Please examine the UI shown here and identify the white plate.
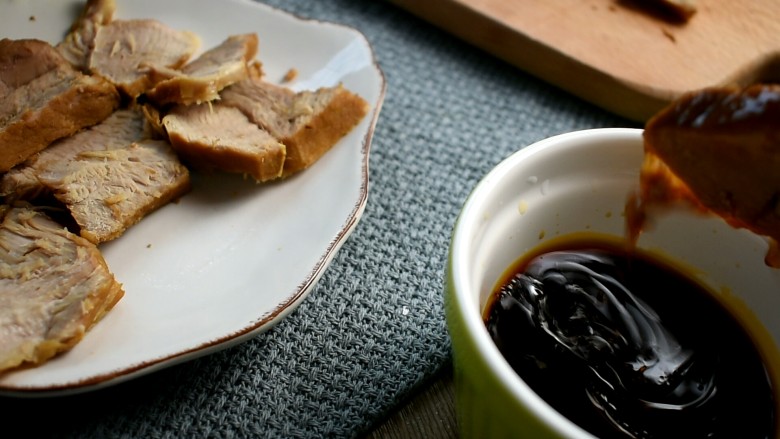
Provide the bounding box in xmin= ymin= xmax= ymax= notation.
xmin=0 ymin=0 xmax=385 ymax=396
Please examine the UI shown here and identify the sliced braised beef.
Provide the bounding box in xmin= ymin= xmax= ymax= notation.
xmin=142 ymin=33 xmax=259 ymax=106
xmin=0 ymin=205 xmax=124 ymax=374
xmin=629 ymin=84 xmax=780 ymax=266
xmin=162 ymin=103 xmax=285 ymax=182
xmin=0 ymin=39 xmax=66 ymax=92
xmin=634 ymin=84 xmax=780 ymax=235
xmin=0 ymin=38 xmax=120 ymax=172
xmin=56 ymin=0 xmax=117 ymax=71
xmin=36 ymin=139 xmax=191 ymax=244
xmin=221 ymin=77 xmax=369 ymax=176
xmin=1 ymin=108 xmax=152 ymax=202
xmin=0 ymin=1 xmax=374 ymax=377
xmin=89 ymin=19 xmax=200 ymax=98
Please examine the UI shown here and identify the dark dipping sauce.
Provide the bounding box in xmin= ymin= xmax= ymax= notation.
xmin=485 ymin=239 xmax=776 ymax=439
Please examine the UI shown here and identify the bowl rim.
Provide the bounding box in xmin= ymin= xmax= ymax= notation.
xmin=447 ymin=127 xmax=644 ymax=439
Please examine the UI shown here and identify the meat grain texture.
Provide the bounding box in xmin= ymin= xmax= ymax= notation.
xmin=0 ymin=206 xmax=124 ymax=373
xmin=143 ymin=33 xmax=260 ymax=106
xmin=1 ymin=109 xmax=152 ymax=201
xmin=89 ymin=19 xmax=201 ymax=98
xmin=0 ymin=38 xmax=120 ymax=172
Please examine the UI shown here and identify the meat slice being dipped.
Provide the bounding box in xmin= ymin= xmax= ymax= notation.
xmin=142 ymin=33 xmax=260 ymax=106
xmin=0 ymin=205 xmax=124 ymax=375
xmin=0 ymin=38 xmax=120 ymax=172
xmin=36 ymin=140 xmax=191 ymax=244
xmin=88 ymin=19 xmax=200 ymax=98
xmin=628 ymin=84 xmax=780 ymax=265
xmin=162 ymin=103 xmax=286 ymax=182
xmin=1 ymin=108 xmax=152 ymax=202
xmin=221 ymin=77 xmax=369 ymax=176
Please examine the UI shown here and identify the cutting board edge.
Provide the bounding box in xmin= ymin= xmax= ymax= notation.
xmin=387 ymin=0 xmax=706 ymax=122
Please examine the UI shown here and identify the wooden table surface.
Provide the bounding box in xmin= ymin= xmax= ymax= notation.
xmin=387 ymin=0 xmax=780 ymax=122
xmin=364 ymin=361 xmax=458 ymax=439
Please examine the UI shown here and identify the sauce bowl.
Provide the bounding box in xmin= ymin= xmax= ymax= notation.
xmin=445 ymin=128 xmax=780 ymax=438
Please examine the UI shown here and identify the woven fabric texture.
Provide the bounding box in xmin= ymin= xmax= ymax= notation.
xmin=0 ymin=0 xmax=635 ymax=437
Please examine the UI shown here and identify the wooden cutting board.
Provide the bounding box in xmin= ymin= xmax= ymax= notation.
xmin=387 ymin=0 xmax=780 ymax=122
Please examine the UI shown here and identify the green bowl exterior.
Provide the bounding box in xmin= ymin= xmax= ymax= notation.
xmin=445 ymin=249 xmax=567 ymax=439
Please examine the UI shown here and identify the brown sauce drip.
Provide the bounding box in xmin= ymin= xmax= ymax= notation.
xmin=485 ymin=241 xmax=776 ymax=439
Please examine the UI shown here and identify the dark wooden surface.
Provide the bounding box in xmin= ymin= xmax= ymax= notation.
xmin=364 ymin=362 xmax=458 ymax=439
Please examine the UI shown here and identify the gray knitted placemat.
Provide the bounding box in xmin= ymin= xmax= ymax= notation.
xmin=0 ymin=0 xmax=635 ymax=437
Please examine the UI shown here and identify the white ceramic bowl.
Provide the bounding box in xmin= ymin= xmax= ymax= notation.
xmin=445 ymin=128 xmax=780 ymax=438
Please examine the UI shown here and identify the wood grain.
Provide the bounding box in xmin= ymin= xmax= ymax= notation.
xmin=364 ymin=363 xmax=458 ymax=439
xmin=387 ymin=0 xmax=780 ymax=122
